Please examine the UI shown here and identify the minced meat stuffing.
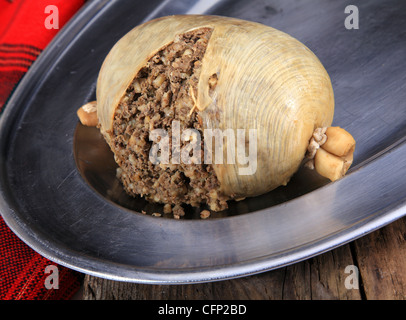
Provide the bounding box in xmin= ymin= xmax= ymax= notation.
xmin=110 ymin=27 xmax=230 ymax=215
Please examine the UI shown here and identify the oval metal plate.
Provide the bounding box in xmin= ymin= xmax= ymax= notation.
xmin=0 ymin=0 xmax=406 ymax=283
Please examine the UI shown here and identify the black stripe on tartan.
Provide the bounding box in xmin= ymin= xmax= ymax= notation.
xmin=0 ymin=43 xmax=42 ymax=55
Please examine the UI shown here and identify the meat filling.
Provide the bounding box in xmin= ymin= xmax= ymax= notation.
xmin=111 ymin=27 xmax=229 ymax=214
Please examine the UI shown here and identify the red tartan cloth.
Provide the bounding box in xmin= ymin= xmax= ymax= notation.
xmin=0 ymin=0 xmax=85 ymax=300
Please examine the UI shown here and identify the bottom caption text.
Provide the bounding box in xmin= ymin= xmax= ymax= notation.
xmin=158 ymin=304 xmax=247 ymax=317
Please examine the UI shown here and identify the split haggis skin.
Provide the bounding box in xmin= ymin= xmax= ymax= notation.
xmin=111 ymin=28 xmax=230 ymax=214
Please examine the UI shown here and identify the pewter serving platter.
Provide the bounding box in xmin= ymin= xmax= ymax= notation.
xmin=0 ymin=0 xmax=405 ymax=284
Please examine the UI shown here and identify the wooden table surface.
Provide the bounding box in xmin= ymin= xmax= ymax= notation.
xmin=80 ymin=215 xmax=406 ymax=300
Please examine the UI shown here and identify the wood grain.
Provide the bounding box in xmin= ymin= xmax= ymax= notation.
xmin=353 ymin=217 xmax=406 ymax=299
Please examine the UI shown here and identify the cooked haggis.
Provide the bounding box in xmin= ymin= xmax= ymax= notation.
xmin=111 ymin=27 xmax=229 ymax=212
xmin=77 ymin=15 xmax=356 ymax=218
